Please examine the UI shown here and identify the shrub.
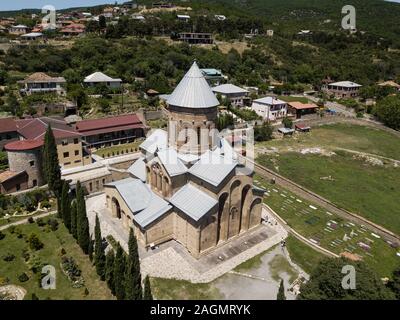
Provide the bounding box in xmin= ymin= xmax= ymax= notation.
xmin=18 ymin=272 xmax=29 ymax=283
xmin=282 ymin=117 xmax=293 ymax=129
xmin=21 ymin=248 xmax=30 ymax=262
xmin=8 ymin=225 xmax=16 ymax=233
xmin=27 ymin=217 xmax=35 ymax=224
xmin=60 ymin=247 xmax=66 ymax=256
xmin=41 ymin=200 xmax=51 ymax=209
xmin=47 ymin=218 xmax=59 ymax=231
xmin=36 ymin=218 xmax=46 ymax=227
xmin=28 ymin=233 xmax=44 ymax=251
xmin=0 ymin=231 xmax=5 ymax=240
xmin=31 ymin=293 xmax=39 ymax=300
xmin=3 ymin=253 xmax=15 ymax=262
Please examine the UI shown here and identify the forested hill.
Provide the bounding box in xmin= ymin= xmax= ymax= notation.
xmin=165 ymin=0 xmax=400 ymax=45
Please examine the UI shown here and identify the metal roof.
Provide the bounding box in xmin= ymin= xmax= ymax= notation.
xmin=189 ymin=149 xmax=237 ymax=187
xmin=84 ymin=72 xmax=122 ymax=83
xmin=128 ymin=157 xmax=146 ymax=182
xmin=157 ymin=148 xmax=188 ymax=177
xmin=106 ymin=178 xmax=172 ymax=228
xmin=253 ymin=96 xmax=286 ymax=105
xmin=167 ymin=62 xmax=220 ymax=109
xmin=169 ymin=184 xmax=218 ymax=221
xmin=328 ymin=81 xmax=362 ymax=88
xmin=140 ymin=129 xmax=168 ymax=154
xmin=212 ymin=84 xmax=249 ymax=95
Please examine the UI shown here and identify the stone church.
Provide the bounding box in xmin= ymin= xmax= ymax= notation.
xmin=104 ymin=62 xmax=264 ymax=258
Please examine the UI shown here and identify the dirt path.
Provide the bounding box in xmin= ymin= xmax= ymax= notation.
xmin=0 ymin=211 xmax=57 ymax=231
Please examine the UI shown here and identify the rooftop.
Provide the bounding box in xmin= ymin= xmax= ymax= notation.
xmin=169 ymin=183 xmax=218 ymax=221
xmin=253 ymin=96 xmax=286 ymax=105
xmin=21 ymin=72 xmax=66 ymax=84
xmin=157 ymin=148 xmax=188 ymax=177
xmin=0 ymin=170 xmax=25 ymax=183
xmin=140 ymin=129 xmax=168 ymax=154
xmin=288 ymin=101 xmax=319 ymax=110
xmin=84 ymin=72 xmax=122 ymax=83
xmin=5 ymin=139 xmax=43 ymax=151
xmin=167 ymin=62 xmax=220 ymax=109
xmin=128 ymin=157 xmax=146 ymax=182
xmin=329 ymin=81 xmax=362 ymax=88
xmin=212 ymin=84 xmax=249 ymax=95
xmin=0 ymin=117 xmax=17 ymax=134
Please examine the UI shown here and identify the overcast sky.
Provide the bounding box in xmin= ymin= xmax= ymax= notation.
xmin=0 ymin=1 xmax=116 ymax=11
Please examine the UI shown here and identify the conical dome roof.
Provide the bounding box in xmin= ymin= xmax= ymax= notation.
xmin=167 ymin=61 xmax=220 ymax=109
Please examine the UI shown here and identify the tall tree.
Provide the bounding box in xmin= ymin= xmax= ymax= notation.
xmin=70 ymin=200 xmax=78 ymax=239
xmin=105 ymin=250 xmax=116 ymax=295
xmin=143 ymin=275 xmax=153 ymax=300
xmin=277 ymin=279 xmax=286 ymax=300
xmin=42 ymin=125 xmax=61 ymax=196
xmin=94 ymin=215 xmax=106 ymax=280
xmin=388 ymin=266 xmax=400 ymax=299
xmin=125 ymin=228 xmax=142 ymax=300
xmin=60 ymin=180 xmax=71 ymax=230
xmin=88 ymin=239 xmax=94 ymax=262
xmin=114 ymin=244 xmax=126 ymax=300
xmin=76 ymin=181 xmax=90 ymax=254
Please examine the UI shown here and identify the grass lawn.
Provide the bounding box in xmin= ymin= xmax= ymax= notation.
xmin=94 ymin=141 xmax=141 ymax=158
xmin=257 ymin=150 xmax=400 ymax=234
xmin=257 ymin=123 xmax=400 ymax=160
xmin=150 ymin=277 xmax=221 ymax=300
xmin=254 ymin=176 xmax=399 ymax=277
xmin=234 ymin=243 xmax=278 ymax=272
xmin=277 ymin=95 xmax=309 ymax=104
xmin=0 ymin=212 xmax=55 ymax=228
xmin=0 ymin=218 xmax=113 ymax=300
xmin=285 ymin=235 xmax=325 ymax=275
xmin=268 ymin=255 xmax=298 ymax=283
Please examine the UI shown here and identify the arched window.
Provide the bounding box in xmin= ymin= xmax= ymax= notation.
xmin=197 ymin=127 xmax=201 ymax=145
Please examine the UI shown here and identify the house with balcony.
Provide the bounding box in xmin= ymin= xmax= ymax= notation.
xmin=212 ymin=84 xmax=250 ymax=107
xmin=178 ymin=32 xmax=213 ymax=45
xmin=322 ymin=81 xmax=362 ymax=98
xmin=84 ymin=72 xmax=122 ymax=89
xmin=251 ymin=96 xmax=287 ymax=121
xmin=18 ymin=73 xmax=66 ymax=96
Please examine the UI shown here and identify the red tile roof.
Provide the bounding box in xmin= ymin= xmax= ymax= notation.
xmin=75 ymin=114 xmax=145 ymax=135
xmin=5 ymin=139 xmax=43 ymax=151
xmin=16 ymin=117 xmax=81 ymax=140
xmin=0 ymin=170 xmax=25 ymax=183
xmin=288 ymin=102 xmax=319 ymax=110
xmin=0 ymin=117 xmax=17 ymax=134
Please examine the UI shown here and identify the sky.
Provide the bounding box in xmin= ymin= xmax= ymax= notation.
xmin=0 ymin=1 xmax=117 ymax=11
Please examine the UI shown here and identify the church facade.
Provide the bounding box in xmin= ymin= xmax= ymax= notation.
xmin=104 ymin=62 xmax=264 ymax=258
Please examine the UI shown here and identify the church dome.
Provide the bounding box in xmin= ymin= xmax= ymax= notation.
xmin=167 ymin=61 xmax=220 ymax=109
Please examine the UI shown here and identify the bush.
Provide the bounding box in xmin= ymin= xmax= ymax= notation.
xmin=282 ymin=117 xmax=293 ymax=129
xmin=18 ymin=272 xmax=29 ymax=283
xmin=36 ymin=218 xmax=46 ymax=227
xmin=21 ymin=248 xmax=30 ymax=262
xmin=0 ymin=231 xmax=5 ymax=240
xmin=47 ymin=218 xmax=59 ymax=231
xmin=41 ymin=200 xmax=51 ymax=209
xmin=28 ymin=233 xmax=44 ymax=251
xmin=27 ymin=217 xmax=35 ymax=224
xmin=3 ymin=253 xmax=16 ymax=262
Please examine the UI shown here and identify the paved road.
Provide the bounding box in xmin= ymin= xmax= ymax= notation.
xmin=0 ymin=211 xmax=57 ymax=231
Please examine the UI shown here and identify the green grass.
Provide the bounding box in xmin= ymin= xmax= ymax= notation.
xmin=285 ymin=235 xmax=325 ymax=275
xmin=150 ymin=277 xmax=221 ymax=300
xmin=254 ymin=176 xmax=399 ymax=277
xmin=234 ymin=244 xmax=278 ymax=272
xmin=257 ymin=123 xmax=400 ymax=160
xmin=0 ymin=218 xmax=113 ymax=300
xmin=257 ymin=150 xmax=400 ymax=234
xmin=268 ymin=254 xmax=299 ymax=283
xmin=277 ymin=95 xmax=309 ymax=104
xmin=94 ymin=141 xmax=141 ymax=158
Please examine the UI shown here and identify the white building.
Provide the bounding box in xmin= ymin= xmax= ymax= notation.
xmin=322 ymin=81 xmax=362 ymax=98
xmin=212 ymin=84 xmax=249 ymax=107
xmin=251 ymin=96 xmax=287 ymax=121
xmin=84 ymin=72 xmax=122 ymax=89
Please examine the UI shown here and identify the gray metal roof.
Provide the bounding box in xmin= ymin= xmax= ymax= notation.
xmin=128 ymin=156 xmax=146 ymax=182
xmin=157 ymin=148 xmax=188 ymax=177
xmin=140 ymin=129 xmax=168 ymax=154
xmin=189 ymin=149 xmax=237 ymax=187
xmin=84 ymin=72 xmax=122 ymax=83
xmin=106 ymin=178 xmax=171 ymax=228
xmin=253 ymin=96 xmax=286 ymax=105
xmin=212 ymin=84 xmax=249 ymax=95
xmin=169 ymin=184 xmax=218 ymax=221
xmin=167 ymin=62 xmax=220 ymax=109
xmin=329 ymin=81 xmax=362 ymax=88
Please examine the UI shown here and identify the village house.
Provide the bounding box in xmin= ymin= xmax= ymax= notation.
xmin=60 ymin=23 xmax=86 ymax=36
xmin=8 ymin=24 xmax=29 ymax=35
xmin=74 ymin=114 xmax=147 ymax=150
xmin=212 ymin=84 xmax=250 ymax=107
xmin=20 ymin=32 xmax=44 ymax=42
xmin=251 ymin=96 xmax=288 ymax=121
xmin=322 ymin=81 xmax=362 ymax=98
xmin=178 ymin=32 xmax=213 ymax=45
xmin=18 ymin=73 xmax=66 ymax=96
xmin=103 ymin=62 xmax=264 ymax=258
xmin=0 ymin=118 xmax=19 ymax=150
xmin=84 ymin=72 xmax=122 ymax=89
xmin=201 ymin=68 xmax=226 ymax=85
xmin=287 ymin=101 xmax=319 ymax=119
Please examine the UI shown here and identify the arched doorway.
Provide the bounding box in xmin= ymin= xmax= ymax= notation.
xmin=217 ymin=193 xmax=229 ymax=244
xmin=112 ymin=197 xmax=121 ymax=219
xmin=248 ymin=198 xmax=262 ymax=229
xmin=240 ymin=185 xmax=252 ymax=232
xmin=228 ymin=180 xmax=241 ymax=238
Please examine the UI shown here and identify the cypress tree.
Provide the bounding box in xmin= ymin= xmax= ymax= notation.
xmin=105 ymin=250 xmax=116 ymax=295
xmin=76 ymin=181 xmax=90 ymax=254
xmin=114 ymin=244 xmax=126 ymax=300
xmin=42 ymin=125 xmax=62 ymax=196
xmin=88 ymin=239 xmax=94 ymax=262
xmin=143 ymin=275 xmax=153 ymax=300
xmin=94 ymin=215 xmax=106 ymax=280
xmin=277 ymin=279 xmax=286 ymax=300
xmin=70 ymin=200 xmax=78 ymax=239
xmin=125 ymin=228 xmax=142 ymax=300
xmin=60 ymin=180 xmax=71 ymax=230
